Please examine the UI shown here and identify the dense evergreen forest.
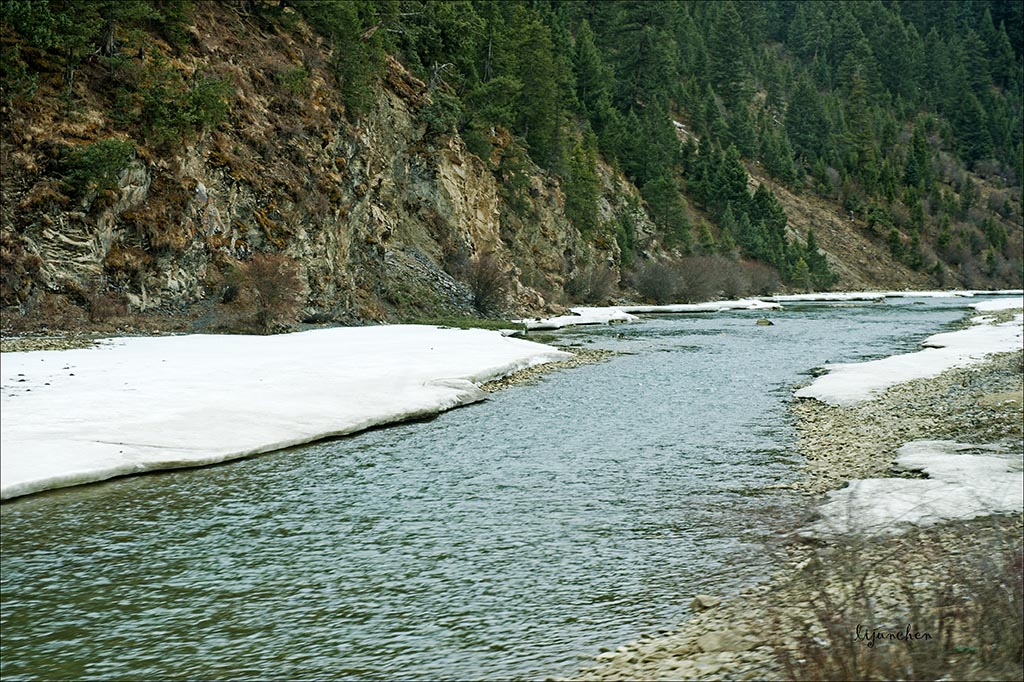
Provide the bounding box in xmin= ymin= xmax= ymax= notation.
xmin=2 ymin=0 xmax=1022 ymax=300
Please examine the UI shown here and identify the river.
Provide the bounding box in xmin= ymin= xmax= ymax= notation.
xmin=0 ymin=298 xmax=980 ymax=680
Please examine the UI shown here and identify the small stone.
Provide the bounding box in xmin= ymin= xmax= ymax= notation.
xmin=696 ymin=630 xmax=747 ymax=653
xmin=691 ymin=594 xmax=723 ymax=610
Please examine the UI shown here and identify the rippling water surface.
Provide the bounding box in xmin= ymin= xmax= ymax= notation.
xmin=0 ymin=299 xmax=981 ymax=679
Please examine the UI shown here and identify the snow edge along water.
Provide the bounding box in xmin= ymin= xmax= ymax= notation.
xmin=0 ymin=326 xmax=571 ymax=500
xmin=794 ymin=296 xmax=1024 ymax=537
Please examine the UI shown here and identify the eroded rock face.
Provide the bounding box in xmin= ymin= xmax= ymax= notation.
xmin=2 ymin=43 xmax=646 ymax=326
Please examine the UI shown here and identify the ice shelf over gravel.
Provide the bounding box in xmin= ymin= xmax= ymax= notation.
xmin=971 ymin=295 xmax=1024 ymax=312
xmin=763 ymin=289 xmax=1023 ymax=302
xmin=806 ymin=440 xmax=1024 ymax=536
xmin=521 ymin=298 xmax=779 ymax=330
xmin=795 ymin=313 xmax=1024 ymax=406
xmin=0 ymin=326 xmax=570 ymax=500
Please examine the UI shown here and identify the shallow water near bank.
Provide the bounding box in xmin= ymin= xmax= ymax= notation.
xmin=0 ymin=298 xmax=992 ymax=680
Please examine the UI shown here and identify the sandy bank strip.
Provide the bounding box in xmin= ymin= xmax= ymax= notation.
xmin=0 ymin=326 xmax=570 ymax=500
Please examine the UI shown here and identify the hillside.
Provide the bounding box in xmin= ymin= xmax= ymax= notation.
xmin=1 ymin=1 xmax=1021 ymax=333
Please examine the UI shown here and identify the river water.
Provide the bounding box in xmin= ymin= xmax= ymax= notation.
xmin=0 ymin=299 xmax=982 ymax=680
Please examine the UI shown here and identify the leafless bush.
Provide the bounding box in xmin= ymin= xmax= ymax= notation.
xmin=824 ymin=166 xmax=842 ymax=198
xmin=936 ymin=152 xmax=962 ymax=184
xmin=2 ymin=292 xmax=87 ymax=332
xmin=987 ymin=190 xmax=1011 ymax=217
xmin=972 ymin=158 xmax=1005 ymax=185
xmin=0 ymin=236 xmax=43 ymax=308
xmin=220 ymin=253 xmax=306 ymax=333
xmin=776 ymin=530 xmax=1023 ymax=682
xmin=743 ymin=261 xmax=782 ymax=295
xmin=675 ymin=256 xmax=721 ymax=302
xmin=467 ymin=251 xmax=511 ymax=315
xmin=635 ymin=257 xmax=779 ymax=303
xmin=634 ymin=260 xmax=680 ymax=304
xmin=85 ymin=282 xmax=128 ymax=322
xmin=720 ymin=260 xmax=752 ymax=298
xmin=566 ymin=263 xmax=618 ymax=304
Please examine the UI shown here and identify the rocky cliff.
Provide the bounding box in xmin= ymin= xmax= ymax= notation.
xmin=1 ymin=3 xmax=664 ymax=332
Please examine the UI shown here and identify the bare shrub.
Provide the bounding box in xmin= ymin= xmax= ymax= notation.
xmin=987 ymin=190 xmax=1011 ymax=216
xmin=104 ymin=245 xmax=152 ymax=288
xmin=675 ymin=256 xmax=720 ymax=302
xmin=743 ymin=261 xmax=782 ymax=295
xmin=972 ymin=158 xmax=1004 ymax=184
xmin=566 ymin=263 xmax=618 ymax=304
xmin=775 ymin=530 xmax=1023 ymax=682
xmin=635 ymin=256 xmax=766 ymax=304
xmin=0 ymin=233 xmax=43 ymax=307
xmin=720 ymin=259 xmax=752 ymax=298
xmin=634 ymin=260 xmax=680 ymax=304
xmin=221 ymin=253 xmax=306 ymax=333
xmin=26 ymin=292 xmax=88 ymax=331
xmin=467 ymin=251 xmax=511 ymax=315
xmin=85 ymin=282 xmax=128 ymax=322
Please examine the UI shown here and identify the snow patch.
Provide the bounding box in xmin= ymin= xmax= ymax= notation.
xmin=522 ymin=299 xmax=779 ymax=330
xmin=971 ymin=296 xmax=1024 ymax=312
xmin=794 ymin=313 xmax=1023 ymax=406
xmin=805 ymin=440 xmax=1023 ymax=536
xmin=0 ymin=326 xmax=570 ymax=500
xmin=763 ymin=289 xmax=1023 ymax=302
xmin=522 ymin=309 xmax=640 ymax=331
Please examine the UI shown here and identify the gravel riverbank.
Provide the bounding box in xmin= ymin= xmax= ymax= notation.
xmin=571 ymin=316 xmax=1023 ymax=681
xmin=482 ymin=345 xmax=616 ymax=391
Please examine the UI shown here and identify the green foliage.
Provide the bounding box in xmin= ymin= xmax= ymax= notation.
xmin=0 ymin=44 xmax=37 ymax=104
xmin=275 ymin=66 xmax=310 ymax=96
xmin=641 ymin=173 xmax=691 ymax=250
xmin=134 ymin=55 xmax=231 ymax=147
xmin=495 ymin=141 xmax=534 ymax=217
xmin=706 ymin=1 xmax=749 ymax=110
xmin=564 ymin=131 xmax=600 ymax=236
xmin=187 ymin=73 xmax=231 ymax=130
xmin=615 ymin=199 xmax=639 ymax=267
xmin=61 ymin=139 xmax=135 ymax=196
xmin=293 ymin=0 xmax=385 ymax=118
xmin=423 ymin=88 xmax=462 ymax=135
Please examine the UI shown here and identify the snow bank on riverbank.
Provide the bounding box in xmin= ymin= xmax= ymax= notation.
xmin=523 ymin=291 xmax=1023 ymax=330
xmin=807 ymin=440 xmax=1023 ymax=536
xmin=764 ymin=289 xmax=1023 ymax=302
xmin=972 ymin=295 xmax=1024 ymax=312
xmin=522 ymin=298 xmax=779 ymax=330
xmin=795 ymin=312 xmax=1023 ymax=406
xmin=0 ymin=326 xmax=570 ymax=500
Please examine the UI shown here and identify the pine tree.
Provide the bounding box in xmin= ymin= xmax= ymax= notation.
xmin=642 ymin=172 xmax=692 ymax=249
xmin=564 ymin=130 xmax=600 ymax=236
xmin=785 ymin=75 xmax=828 ymax=162
xmin=706 ymin=1 xmax=748 ymax=109
xmin=710 ymin=144 xmax=749 ymax=217
xmin=574 ymin=19 xmax=611 ymax=117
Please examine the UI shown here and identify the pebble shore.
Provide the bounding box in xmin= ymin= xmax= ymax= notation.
xmin=571 ymin=313 xmax=1023 ymax=681
xmin=482 ymin=346 xmax=617 ymax=392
